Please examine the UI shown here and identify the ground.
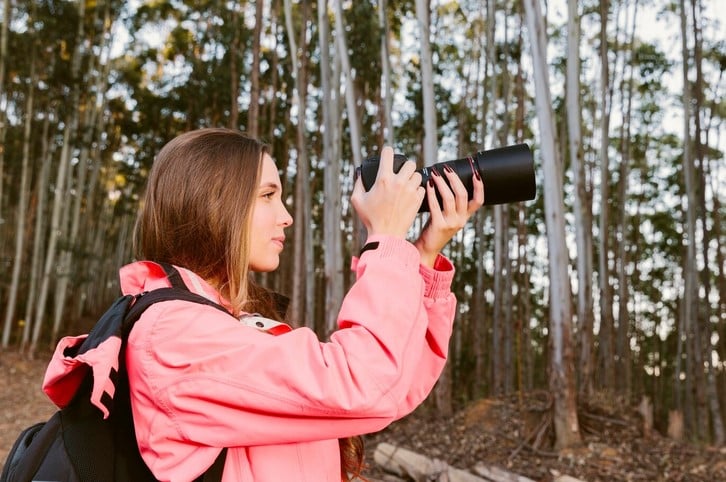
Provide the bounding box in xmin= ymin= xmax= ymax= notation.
xmin=1 ymin=351 xmax=725 ymax=481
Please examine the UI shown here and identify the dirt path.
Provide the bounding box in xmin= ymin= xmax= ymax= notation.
xmin=0 ymin=351 xmax=56 ymax=468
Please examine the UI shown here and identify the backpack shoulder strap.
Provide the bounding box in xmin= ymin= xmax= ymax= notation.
xmin=122 ymin=263 xmax=232 ymax=333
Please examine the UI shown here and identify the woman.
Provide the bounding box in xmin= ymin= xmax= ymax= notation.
xmin=44 ymin=128 xmax=484 ymax=481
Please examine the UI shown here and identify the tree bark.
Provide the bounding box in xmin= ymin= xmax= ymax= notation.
xmin=248 ymin=0 xmax=264 ymax=136
xmin=1 ymin=46 xmax=35 ymax=348
xmin=415 ymin=0 xmax=436 ymax=166
xmin=319 ymin=0 xmax=344 ymax=336
xmin=596 ymin=0 xmax=615 ymax=391
xmin=0 ymin=0 xmax=10 ymax=259
xmin=522 ymin=0 xmax=582 ymax=449
xmin=614 ymin=0 xmax=639 ymax=397
xmin=566 ymin=0 xmax=595 ymax=397
xmin=21 ymin=107 xmax=53 ymax=350
xmin=30 ymin=0 xmax=87 ymax=356
xmin=378 ymin=0 xmax=394 ymax=146
xmin=689 ymin=0 xmax=724 ymax=445
xmin=285 ymin=0 xmax=313 ymax=328
xmin=333 ymin=1 xmax=365 ymax=260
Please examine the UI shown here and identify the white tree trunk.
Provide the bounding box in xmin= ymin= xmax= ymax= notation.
xmin=379 ymin=0 xmax=394 ymax=146
xmin=333 ymin=1 xmax=362 ymax=167
xmin=0 ymin=0 xmax=9 ymax=263
xmin=1 ymin=48 xmax=35 ymax=348
xmin=522 ymin=0 xmax=581 ymax=449
xmin=319 ymin=1 xmax=344 ymax=336
xmin=51 ymin=21 xmax=112 ymax=342
xmin=415 ymin=0 xmax=436 ymax=165
xmin=29 ymin=0 xmax=86 ymax=355
xmin=678 ymin=0 xmax=710 ymax=442
xmin=21 ymin=110 xmax=53 ymax=350
xmin=566 ymin=0 xmax=595 ymax=396
xmin=285 ymin=0 xmax=313 ymax=328
xmin=597 ymin=0 xmax=615 ymax=389
xmin=248 ymin=0 xmax=264 ymax=136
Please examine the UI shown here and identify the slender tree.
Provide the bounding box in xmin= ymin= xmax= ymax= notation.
xmin=319 ymin=0 xmax=345 ymax=335
xmin=415 ymin=0 xmax=436 ymax=165
xmin=21 ymin=106 xmax=53 ymax=350
xmin=248 ymin=0 xmax=264 ymax=136
xmin=229 ymin=5 xmax=241 ymax=128
xmin=522 ymin=0 xmax=582 ymax=449
xmin=378 ymin=0 xmax=394 ymax=146
xmin=689 ymin=0 xmax=724 ymax=445
xmin=596 ymin=0 xmax=615 ymax=391
xmin=1 ymin=41 xmax=35 ymax=348
xmin=285 ymin=0 xmax=314 ymax=328
xmin=30 ymin=0 xmax=87 ymax=355
xmin=566 ymin=0 xmax=595 ymax=397
xmin=0 ymin=0 xmax=10 ymax=253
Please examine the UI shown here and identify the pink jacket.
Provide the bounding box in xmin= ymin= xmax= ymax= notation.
xmin=43 ymin=235 xmax=456 ymax=481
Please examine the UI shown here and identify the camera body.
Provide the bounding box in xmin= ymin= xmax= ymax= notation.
xmin=358 ymin=144 xmax=536 ymax=212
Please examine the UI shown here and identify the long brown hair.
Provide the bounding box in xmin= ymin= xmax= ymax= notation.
xmin=134 ymin=128 xmax=265 ymax=315
xmin=134 ymin=127 xmax=365 ymax=479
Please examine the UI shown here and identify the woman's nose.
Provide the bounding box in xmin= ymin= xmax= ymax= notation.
xmin=280 ymin=203 xmax=293 ymax=227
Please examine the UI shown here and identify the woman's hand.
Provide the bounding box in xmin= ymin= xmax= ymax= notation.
xmin=351 ymin=146 xmax=425 ymax=239
xmin=414 ymin=165 xmax=485 ymax=268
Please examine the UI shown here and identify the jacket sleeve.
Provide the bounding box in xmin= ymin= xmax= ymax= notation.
xmin=390 ymin=256 xmax=457 ymax=421
xmin=127 ymin=235 xmax=457 ymax=449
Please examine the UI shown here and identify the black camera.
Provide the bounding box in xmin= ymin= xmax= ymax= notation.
xmin=357 ymin=144 xmax=536 ymax=212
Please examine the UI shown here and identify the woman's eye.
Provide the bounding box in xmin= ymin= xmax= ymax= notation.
xmin=262 ymin=192 xmax=275 ymax=199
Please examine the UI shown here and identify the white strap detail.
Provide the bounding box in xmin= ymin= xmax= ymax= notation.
xmin=239 ymin=314 xmax=286 ymax=332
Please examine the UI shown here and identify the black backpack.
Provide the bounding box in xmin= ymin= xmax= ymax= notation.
xmin=1 ymin=263 xmax=230 ymax=482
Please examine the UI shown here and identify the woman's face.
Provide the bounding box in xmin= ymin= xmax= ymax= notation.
xmin=249 ymin=153 xmax=293 ymax=272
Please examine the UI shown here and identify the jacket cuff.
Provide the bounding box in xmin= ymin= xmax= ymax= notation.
xmin=354 ymin=234 xmax=420 ymax=269
xmin=419 ymin=254 xmax=455 ymax=299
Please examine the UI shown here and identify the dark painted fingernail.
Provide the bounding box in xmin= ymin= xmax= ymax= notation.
xmin=428 ymin=178 xmax=434 ymax=187
xmin=444 ymin=164 xmax=454 ymax=173
xmin=431 ymin=168 xmax=440 ymax=177
xmin=474 ymin=170 xmax=481 ymax=180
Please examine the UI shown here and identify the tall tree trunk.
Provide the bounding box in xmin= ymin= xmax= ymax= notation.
xmin=415 ymin=0 xmax=436 ymax=166
xmin=333 ymin=1 xmax=362 ymax=168
xmin=285 ymin=0 xmax=313 ymax=328
xmin=333 ymin=1 xmax=364 ymax=260
xmin=566 ymin=0 xmax=595 ymax=397
xmin=229 ymin=5 xmax=240 ymax=128
xmin=29 ymin=0 xmax=87 ymax=356
xmin=513 ymin=26 xmax=532 ymax=392
xmin=522 ymin=0 xmax=582 ymax=449
xmin=1 ymin=47 xmax=35 ymax=348
xmin=689 ymin=0 xmax=724 ymax=445
xmin=596 ymin=0 xmax=615 ymax=391
xmin=678 ymin=0 xmax=710 ymax=442
xmin=493 ymin=204 xmax=505 ymax=395
xmin=21 ymin=107 xmax=53 ymax=350
xmin=248 ymin=0 xmax=264 ymax=136
xmin=378 ymin=0 xmax=393 ymax=146
xmin=0 ymin=0 xmax=9 ymax=260
xmin=76 ymin=5 xmax=113 ymax=319
xmin=614 ymin=0 xmax=638 ymax=398
xmin=319 ymin=0 xmax=344 ymax=336
xmin=500 ymin=21 xmax=514 ymax=395
xmin=485 ymin=0 xmax=502 ymax=397
xmin=51 ymin=11 xmax=113 ymax=342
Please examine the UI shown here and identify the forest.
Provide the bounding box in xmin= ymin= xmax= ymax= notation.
xmin=0 ymin=0 xmax=724 ymax=461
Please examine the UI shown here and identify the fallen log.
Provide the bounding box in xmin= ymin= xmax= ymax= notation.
xmin=373 ymin=442 xmax=485 ymax=482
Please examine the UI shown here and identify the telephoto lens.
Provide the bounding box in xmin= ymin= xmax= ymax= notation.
xmin=357 ymin=144 xmax=537 ymax=213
